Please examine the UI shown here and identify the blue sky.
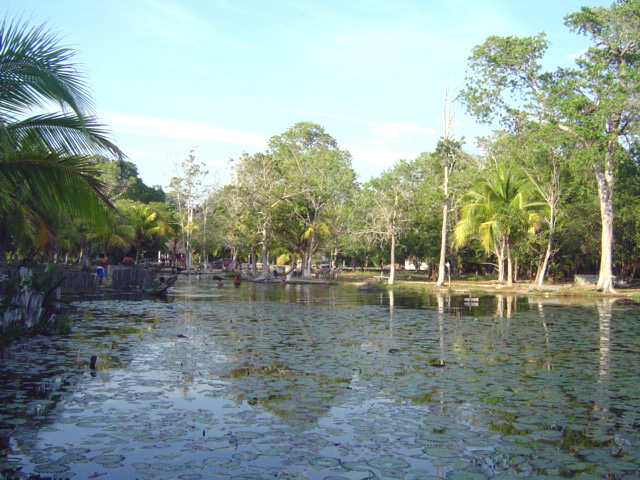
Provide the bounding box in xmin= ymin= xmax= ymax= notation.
xmin=8 ymin=0 xmax=610 ymax=188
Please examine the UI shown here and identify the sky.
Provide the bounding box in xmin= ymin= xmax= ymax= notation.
xmin=8 ymin=0 xmax=611 ymax=188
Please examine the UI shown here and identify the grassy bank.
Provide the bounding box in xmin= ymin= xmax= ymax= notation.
xmin=337 ymin=270 xmax=640 ymax=301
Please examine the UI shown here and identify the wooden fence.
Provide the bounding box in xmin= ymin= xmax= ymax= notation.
xmin=1 ymin=265 xmax=153 ymax=331
xmin=54 ymin=270 xmax=97 ymax=291
xmin=111 ymin=265 xmax=151 ymax=290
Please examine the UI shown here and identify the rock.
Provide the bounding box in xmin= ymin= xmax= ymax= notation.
xmin=574 ymin=274 xmax=598 ymax=286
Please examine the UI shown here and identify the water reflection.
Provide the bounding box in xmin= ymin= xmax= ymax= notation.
xmin=388 ymin=288 xmax=394 ymax=335
xmin=0 ymin=279 xmax=638 ymax=479
xmin=595 ymin=298 xmax=613 ymax=420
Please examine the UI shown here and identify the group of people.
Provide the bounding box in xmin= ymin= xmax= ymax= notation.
xmin=315 ymin=265 xmax=340 ymax=279
xmin=217 ymin=275 xmax=242 ymax=288
xmin=94 ymin=254 xmax=139 ymax=286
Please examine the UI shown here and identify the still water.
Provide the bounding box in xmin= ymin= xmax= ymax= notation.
xmin=1 ymin=278 xmax=639 ymax=479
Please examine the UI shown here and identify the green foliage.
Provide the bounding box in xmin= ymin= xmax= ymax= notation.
xmin=455 ymin=168 xmax=545 ymax=252
xmin=227 ymin=122 xmax=357 ymax=276
xmin=0 ymin=17 xmax=124 ymax=260
xmin=116 ymin=200 xmax=173 ymax=259
xmin=613 ymin=152 xmax=640 ymax=278
xmin=460 ymin=0 xmax=640 ymax=290
xmin=461 ymin=33 xmax=550 ymax=126
xmin=94 ymin=156 xmax=165 ymax=203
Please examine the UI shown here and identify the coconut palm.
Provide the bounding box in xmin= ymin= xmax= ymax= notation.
xmin=454 ymin=168 xmax=546 ymax=286
xmin=118 ymin=201 xmax=173 ymax=262
xmin=0 ymin=18 xmax=124 ymax=260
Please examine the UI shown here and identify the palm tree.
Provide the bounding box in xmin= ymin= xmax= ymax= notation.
xmin=118 ymin=201 xmax=173 ymax=262
xmin=0 ymin=18 xmax=124 ymax=261
xmin=454 ymin=168 xmax=546 ymax=286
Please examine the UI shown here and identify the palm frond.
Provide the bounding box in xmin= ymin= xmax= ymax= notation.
xmin=6 ymin=113 xmax=125 ymax=159
xmin=0 ymin=152 xmax=116 ymax=230
xmin=0 ymin=18 xmax=92 ymax=116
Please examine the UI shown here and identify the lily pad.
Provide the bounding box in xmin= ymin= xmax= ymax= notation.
xmin=91 ymin=454 xmax=125 ymax=465
xmin=34 ymin=463 xmax=70 ymax=474
xmin=424 ymin=447 xmax=462 ymax=458
xmin=367 ymin=456 xmax=410 ymax=469
xmin=530 ymin=429 xmax=563 ymax=441
xmin=496 ymin=445 xmax=534 ymax=456
xmin=309 ymin=457 xmax=341 ymax=468
xmin=232 ymin=452 xmax=259 ymax=461
xmin=432 ymin=458 xmax=470 ymax=469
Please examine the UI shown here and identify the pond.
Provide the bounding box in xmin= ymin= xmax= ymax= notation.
xmin=0 ymin=278 xmax=639 ymax=479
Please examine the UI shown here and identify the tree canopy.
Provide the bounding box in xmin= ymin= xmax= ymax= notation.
xmin=4 ymin=4 xmax=640 ymax=291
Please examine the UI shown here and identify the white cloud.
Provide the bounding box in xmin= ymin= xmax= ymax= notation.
xmin=568 ymin=48 xmax=587 ymax=60
xmin=372 ymin=122 xmax=437 ymax=142
xmin=103 ymin=112 xmax=269 ymax=148
xmin=345 ymin=145 xmax=419 ymax=182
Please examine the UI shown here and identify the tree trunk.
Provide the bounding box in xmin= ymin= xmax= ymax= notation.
xmin=595 ymin=162 xmax=615 ymax=293
xmin=388 ymin=233 xmax=396 ymax=285
xmin=230 ymin=247 xmax=238 ymax=271
xmin=495 ymin=239 xmax=505 ymax=284
xmin=135 ymin=241 xmax=142 ymax=263
xmin=506 ymin=236 xmax=513 ymax=287
xmin=250 ymin=248 xmax=257 ymax=277
xmin=186 ymin=204 xmax=193 ymax=274
xmin=298 ymin=247 xmax=307 ymax=276
xmin=436 ymin=172 xmax=450 ymax=287
xmin=302 ymin=235 xmax=315 ymax=278
xmin=80 ymin=247 xmax=92 ymax=272
xmin=259 ymin=225 xmax=270 ymax=280
xmin=202 ymin=199 xmax=208 ymax=270
xmin=535 ymin=231 xmax=554 ymax=285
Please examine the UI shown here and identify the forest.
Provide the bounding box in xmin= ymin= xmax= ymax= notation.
xmin=1 ymin=0 xmax=639 ymax=294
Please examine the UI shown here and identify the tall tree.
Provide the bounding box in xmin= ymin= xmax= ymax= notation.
xmin=359 ymin=162 xmax=415 ymax=285
xmin=460 ymin=0 xmax=640 ymax=292
xmin=562 ymin=1 xmax=640 ymax=291
xmin=486 ymin=127 xmax=571 ymax=285
xmin=117 ymin=200 xmax=172 ymax=262
xmin=269 ymin=122 xmax=356 ymax=277
xmin=229 ymin=152 xmax=291 ymax=280
xmin=435 ymin=138 xmax=464 ymax=286
xmin=436 ymin=88 xmax=465 ymax=286
xmin=94 ymin=156 xmax=165 ymax=203
xmin=168 ymin=150 xmax=207 ymax=272
xmin=454 ymin=168 xmax=545 ymax=286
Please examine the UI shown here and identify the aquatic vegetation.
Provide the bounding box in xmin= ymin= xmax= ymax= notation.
xmin=0 ymin=280 xmax=638 ymax=478
xmin=225 ymin=362 xmax=293 ymax=378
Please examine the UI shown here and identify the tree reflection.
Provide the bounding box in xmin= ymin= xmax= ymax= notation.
xmin=532 ymin=299 xmax=551 ymax=370
xmin=495 ymin=294 xmax=516 ymax=318
xmin=388 ymin=288 xmax=394 ymax=335
xmin=594 ymin=298 xmax=614 ymax=419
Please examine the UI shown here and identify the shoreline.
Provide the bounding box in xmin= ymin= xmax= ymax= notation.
xmin=339 ymin=273 xmax=640 ymax=300
xmin=393 ymin=280 xmax=640 ymax=300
